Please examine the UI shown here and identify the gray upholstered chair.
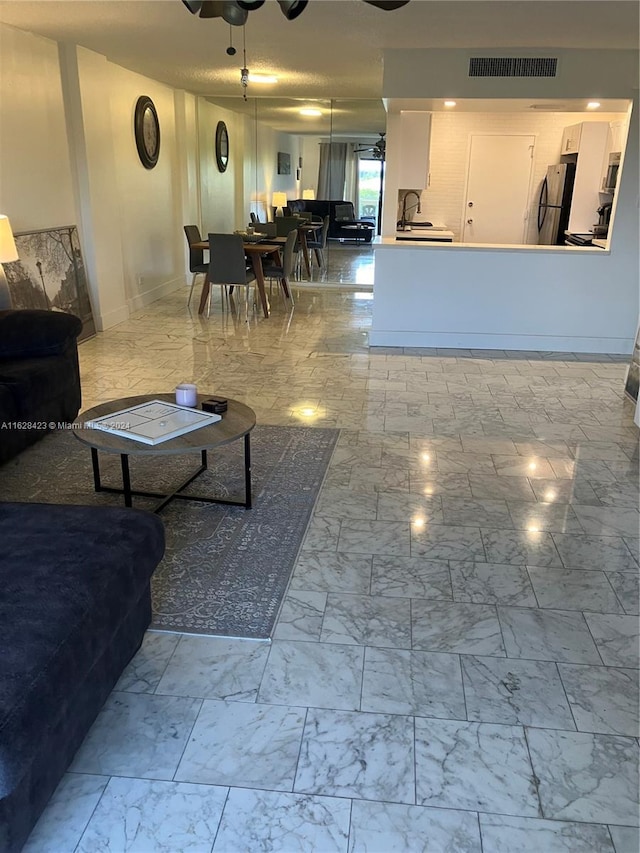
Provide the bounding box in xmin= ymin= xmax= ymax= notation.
xmin=253 ymin=222 xmax=277 ymax=238
xmin=184 ymin=225 xmax=208 ymax=307
xmin=305 ymin=215 xmax=330 ymax=270
xmin=274 ymin=216 xmax=300 ymax=237
xmin=261 ymin=229 xmax=298 ymax=304
xmin=206 ymin=233 xmax=256 ymax=319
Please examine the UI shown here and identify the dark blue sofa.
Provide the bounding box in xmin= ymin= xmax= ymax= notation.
xmin=286 ymin=199 xmax=375 ymax=242
xmin=0 ymin=309 xmax=82 ymax=466
xmin=0 ymin=502 xmax=165 ymax=852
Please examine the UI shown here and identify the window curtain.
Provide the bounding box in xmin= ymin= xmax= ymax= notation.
xmin=317 ymin=142 xmax=348 ymax=199
xmin=344 ymin=144 xmax=360 ymax=211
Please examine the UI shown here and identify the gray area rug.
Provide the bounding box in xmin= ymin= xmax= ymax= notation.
xmin=0 ymin=425 xmax=338 ymax=639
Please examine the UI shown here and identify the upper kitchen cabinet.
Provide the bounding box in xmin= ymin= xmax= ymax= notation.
xmin=609 ymin=119 xmax=627 ymax=153
xmin=560 ymin=121 xmax=611 ymax=159
xmin=561 ymin=123 xmax=582 ymax=155
xmin=565 ymin=122 xmax=610 ymax=233
xmin=397 ymin=112 xmax=432 ymax=189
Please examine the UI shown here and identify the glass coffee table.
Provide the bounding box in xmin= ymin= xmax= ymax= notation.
xmin=73 ymin=393 xmax=256 ymax=513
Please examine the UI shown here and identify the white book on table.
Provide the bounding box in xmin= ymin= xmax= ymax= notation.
xmin=86 ymin=400 xmax=221 ymax=445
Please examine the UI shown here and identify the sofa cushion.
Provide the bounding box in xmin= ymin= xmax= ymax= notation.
xmin=0 ymin=385 xmax=18 ymax=423
xmin=0 ymin=310 xmax=82 ymax=359
xmin=0 ymin=503 xmax=165 ymax=804
xmin=0 ymin=354 xmax=78 ymax=416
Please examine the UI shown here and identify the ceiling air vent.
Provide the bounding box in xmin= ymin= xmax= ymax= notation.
xmin=469 ymin=57 xmax=558 ymax=78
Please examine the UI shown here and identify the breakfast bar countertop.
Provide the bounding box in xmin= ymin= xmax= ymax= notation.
xmin=375 ymin=236 xmax=609 ymax=254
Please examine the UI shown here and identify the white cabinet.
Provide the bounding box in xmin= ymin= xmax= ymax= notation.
xmin=397 ymin=112 xmax=432 ymax=189
xmin=599 ymin=120 xmax=627 ymax=192
xmin=565 ymin=122 xmax=610 ymax=233
xmin=561 ymin=123 xmax=582 ymax=155
xmin=610 ymin=119 xmax=626 ymax=153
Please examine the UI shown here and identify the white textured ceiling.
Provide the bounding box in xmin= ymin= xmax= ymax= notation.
xmin=0 ymin=0 xmax=637 ymax=133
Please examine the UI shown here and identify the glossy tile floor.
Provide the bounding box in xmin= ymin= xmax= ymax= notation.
xmin=25 ymin=267 xmax=639 ymax=852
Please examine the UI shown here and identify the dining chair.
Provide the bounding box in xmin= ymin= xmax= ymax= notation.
xmin=305 ymin=215 xmax=330 ymax=270
xmin=249 ymin=212 xmax=260 ymax=224
xmin=252 ymin=222 xmax=277 ymax=238
xmin=274 ymin=216 xmax=301 ymax=238
xmin=206 ymin=233 xmax=256 ymax=319
xmin=184 ymin=225 xmax=208 ymax=307
xmin=261 ymin=229 xmax=298 ymax=305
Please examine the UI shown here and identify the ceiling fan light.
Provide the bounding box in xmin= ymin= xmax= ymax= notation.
xmin=236 ymin=0 xmax=265 ymax=8
xmin=362 ymin=0 xmax=410 ymax=8
xmin=276 ymin=0 xmax=308 ymax=21
xmin=181 ymin=0 xmax=203 ymax=12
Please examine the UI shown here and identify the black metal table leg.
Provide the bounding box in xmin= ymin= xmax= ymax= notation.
xmin=120 ymin=454 xmax=133 ymax=507
xmin=244 ymin=433 xmax=252 ymax=509
xmin=90 ymin=447 xmax=102 ymax=492
xmin=86 ymin=436 xmax=252 ymax=513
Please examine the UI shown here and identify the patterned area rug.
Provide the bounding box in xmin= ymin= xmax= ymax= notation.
xmin=0 ymin=425 xmax=338 ymax=639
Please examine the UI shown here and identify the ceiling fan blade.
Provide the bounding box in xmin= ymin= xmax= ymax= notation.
xmin=198 ymin=1 xmax=224 ymax=17
xmin=362 ymin=0 xmax=410 ymax=9
xmin=181 ymin=0 xmax=203 ymax=12
xmin=199 ymin=0 xmax=248 ymax=23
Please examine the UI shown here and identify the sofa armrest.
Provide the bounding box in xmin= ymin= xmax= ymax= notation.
xmin=0 ymin=310 xmax=83 ymax=359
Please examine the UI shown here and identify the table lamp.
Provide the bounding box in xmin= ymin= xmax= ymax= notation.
xmin=272 ymin=192 xmax=287 ymax=218
xmin=302 ymin=188 xmax=315 ymax=200
xmin=0 ymin=215 xmax=18 ymax=310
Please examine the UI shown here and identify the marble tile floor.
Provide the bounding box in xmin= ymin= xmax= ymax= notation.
xmin=24 ymin=284 xmax=639 ymax=852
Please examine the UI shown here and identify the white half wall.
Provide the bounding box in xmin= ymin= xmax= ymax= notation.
xmin=371 ymin=241 xmax=637 ymax=353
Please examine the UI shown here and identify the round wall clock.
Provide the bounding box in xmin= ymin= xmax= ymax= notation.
xmin=215 ymin=121 xmax=229 ymax=172
xmin=134 ymin=96 xmax=160 ymax=169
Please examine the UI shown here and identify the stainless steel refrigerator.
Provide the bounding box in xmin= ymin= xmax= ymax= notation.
xmin=537 ymin=162 xmax=577 ymax=245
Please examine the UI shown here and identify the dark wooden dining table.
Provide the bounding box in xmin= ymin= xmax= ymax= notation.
xmin=192 ymin=239 xmax=284 ymax=318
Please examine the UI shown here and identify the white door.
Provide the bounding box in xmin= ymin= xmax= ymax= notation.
xmin=462 ymin=135 xmax=535 ymax=244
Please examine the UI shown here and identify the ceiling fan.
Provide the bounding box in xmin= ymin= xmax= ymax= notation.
xmin=181 ymin=1 xmax=409 ymax=25
xmin=354 ymin=133 xmax=386 ymax=160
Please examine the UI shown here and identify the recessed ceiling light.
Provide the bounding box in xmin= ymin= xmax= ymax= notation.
xmin=587 ymin=101 xmax=601 ymax=109
xmin=444 ymin=100 xmax=457 ymax=107
xmin=299 ymin=108 xmax=323 ymax=117
xmin=249 ymin=73 xmax=278 ymax=84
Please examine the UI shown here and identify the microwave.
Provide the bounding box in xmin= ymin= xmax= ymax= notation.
xmin=602 ymin=152 xmax=621 ymax=193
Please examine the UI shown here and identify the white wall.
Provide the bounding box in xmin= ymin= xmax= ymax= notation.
xmin=107 ymin=61 xmax=185 ymax=310
xmin=423 ymin=111 xmax=626 ymax=242
xmin=0 ymin=25 xmax=76 ymax=230
xmin=198 ymin=99 xmax=244 ymax=233
xmin=231 ymin=118 xmax=302 ymax=221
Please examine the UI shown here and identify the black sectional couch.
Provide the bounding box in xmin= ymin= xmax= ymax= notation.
xmin=286 ymin=199 xmax=375 ymax=242
xmin=0 ymin=502 xmax=165 ymax=853
xmin=0 ymin=309 xmax=166 ymax=851
xmin=0 ymin=309 xmax=83 ymax=465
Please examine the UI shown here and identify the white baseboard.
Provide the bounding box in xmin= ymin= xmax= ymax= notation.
xmin=369 ymin=330 xmax=634 ymax=354
xmin=127 ymin=277 xmax=184 ymax=313
xmin=95 ymin=304 xmax=130 ymax=331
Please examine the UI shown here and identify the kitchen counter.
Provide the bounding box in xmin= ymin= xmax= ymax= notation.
xmin=377 ymin=236 xmax=607 ymax=253
xmin=395 ymin=229 xmax=455 ymax=242
xmin=371 ymin=236 xmax=631 ymax=353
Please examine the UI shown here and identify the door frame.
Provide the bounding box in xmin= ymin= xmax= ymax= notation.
xmin=460 ymin=133 xmax=538 ymax=244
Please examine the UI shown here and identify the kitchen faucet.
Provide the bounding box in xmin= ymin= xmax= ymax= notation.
xmin=399 ymin=191 xmax=422 ymax=230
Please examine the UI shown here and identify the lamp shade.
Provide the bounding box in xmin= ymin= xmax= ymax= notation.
xmin=302 ymin=188 xmax=315 ymax=200
xmin=0 ymin=216 xmax=18 ymax=263
xmin=272 ymin=192 xmax=287 ymax=208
